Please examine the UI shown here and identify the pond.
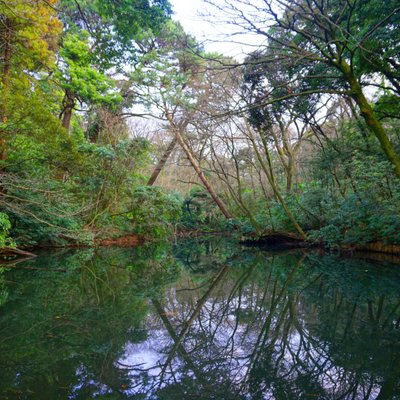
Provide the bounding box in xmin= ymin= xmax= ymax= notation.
xmin=0 ymin=237 xmax=399 ymax=399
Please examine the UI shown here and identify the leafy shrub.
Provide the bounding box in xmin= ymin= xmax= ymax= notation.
xmin=126 ymin=186 xmax=182 ymax=239
xmin=181 ymin=187 xmax=225 ymax=230
xmin=0 ymin=213 xmax=15 ymax=248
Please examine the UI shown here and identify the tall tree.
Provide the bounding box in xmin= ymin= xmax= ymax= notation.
xmin=56 ymin=32 xmax=122 ymax=132
xmin=55 ymin=0 xmax=172 ymax=132
xmin=131 ymin=21 xmax=233 ymax=218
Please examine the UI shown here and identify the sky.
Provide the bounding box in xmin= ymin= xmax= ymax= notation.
xmin=168 ymin=0 xmax=262 ymax=59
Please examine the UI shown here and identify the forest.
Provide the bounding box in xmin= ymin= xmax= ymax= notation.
xmin=0 ymin=0 xmax=400 ymax=253
xmin=1 ymin=1 xmax=400 ymax=398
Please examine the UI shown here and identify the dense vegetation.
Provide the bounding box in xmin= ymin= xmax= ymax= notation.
xmin=0 ymin=0 xmax=399 ymax=250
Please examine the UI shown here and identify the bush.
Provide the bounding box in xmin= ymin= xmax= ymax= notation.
xmin=0 ymin=213 xmax=15 ymax=248
xmin=125 ymin=186 xmax=182 ymax=239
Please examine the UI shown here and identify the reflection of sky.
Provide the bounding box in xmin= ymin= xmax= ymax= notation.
xmin=119 ymin=329 xmax=169 ymax=376
xmin=2 ymin=242 xmax=397 ymax=400
xmin=69 ymin=365 xmax=113 ymax=399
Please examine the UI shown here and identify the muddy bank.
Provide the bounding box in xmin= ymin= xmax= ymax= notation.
xmin=240 ymin=231 xmax=313 ymax=250
xmin=241 ymin=231 xmax=400 ymax=257
xmin=0 ymin=233 xmax=146 ymax=262
xmin=96 ymin=234 xmax=144 ymax=247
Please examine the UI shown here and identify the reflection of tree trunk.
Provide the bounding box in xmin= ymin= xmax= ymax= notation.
xmin=147 ymin=137 xmax=178 ymax=185
xmin=382 ymin=299 xmax=400 ymax=329
xmin=343 ymin=301 xmax=358 ymax=339
xmin=99 ymin=347 xmax=124 ymax=392
xmin=376 ymin=356 xmax=400 ymax=400
xmin=158 ymin=265 xmax=229 ymax=380
xmin=246 ymin=257 xmax=303 ymax=382
xmin=173 ymin=127 xmax=232 ymax=219
xmin=152 ymin=298 xmax=205 ymax=382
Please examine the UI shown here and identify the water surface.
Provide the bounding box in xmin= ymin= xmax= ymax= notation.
xmin=0 ymin=238 xmax=399 ymax=399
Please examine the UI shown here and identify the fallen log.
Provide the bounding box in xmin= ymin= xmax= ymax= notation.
xmin=352 ymin=242 xmax=400 ymax=255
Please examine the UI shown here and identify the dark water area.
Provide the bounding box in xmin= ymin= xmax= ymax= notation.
xmin=0 ymin=237 xmax=399 ymax=399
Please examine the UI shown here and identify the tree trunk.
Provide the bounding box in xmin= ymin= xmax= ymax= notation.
xmin=340 ymin=60 xmax=400 ymax=177
xmin=173 ymin=128 xmax=233 ymax=219
xmin=263 ymin=146 xmax=307 ymax=239
xmin=245 ymin=121 xmax=307 ymax=239
xmin=61 ymin=91 xmax=75 ymax=132
xmin=147 ymin=137 xmax=178 ymax=185
xmin=286 ymin=156 xmax=295 ymax=193
xmin=0 ymin=18 xmax=13 ymax=161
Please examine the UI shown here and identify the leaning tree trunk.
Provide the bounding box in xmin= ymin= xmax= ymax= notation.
xmin=173 ymin=128 xmax=233 ymax=219
xmin=147 ymin=137 xmax=178 ymax=185
xmin=339 ymin=60 xmax=400 ymax=178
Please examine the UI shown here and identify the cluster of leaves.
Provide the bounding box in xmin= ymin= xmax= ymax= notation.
xmin=0 ymin=213 xmax=15 ymax=248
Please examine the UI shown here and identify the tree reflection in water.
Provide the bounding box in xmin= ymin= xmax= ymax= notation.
xmin=0 ymin=238 xmax=399 ymax=399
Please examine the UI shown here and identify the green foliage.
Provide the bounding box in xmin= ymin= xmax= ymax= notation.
xmin=1 ymin=0 xmax=400 ymax=251
xmin=0 ymin=213 xmax=15 ymax=248
xmin=309 ymin=193 xmax=400 ymax=247
xmin=181 ymin=187 xmax=223 ymax=229
xmin=57 ymin=33 xmax=123 ymax=106
xmin=59 ymin=0 xmax=172 ymax=68
xmin=125 ymin=186 xmax=182 ymax=239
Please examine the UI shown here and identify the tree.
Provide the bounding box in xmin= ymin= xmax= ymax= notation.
xmin=0 ymin=0 xmax=62 ymax=159
xmin=59 ymin=0 xmax=172 ymax=69
xmin=205 ymin=0 xmax=400 ymax=176
xmin=242 ymin=58 xmax=321 ymax=193
xmin=56 ymin=32 xmax=122 ymax=132
xmin=131 ymin=21 xmax=233 ymax=218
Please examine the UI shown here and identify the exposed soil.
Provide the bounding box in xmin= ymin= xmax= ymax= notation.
xmin=96 ymin=234 xmax=144 ymax=247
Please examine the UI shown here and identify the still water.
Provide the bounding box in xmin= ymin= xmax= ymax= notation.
xmin=0 ymin=237 xmax=399 ymax=399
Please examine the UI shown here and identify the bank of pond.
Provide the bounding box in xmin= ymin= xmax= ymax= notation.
xmin=0 ymin=237 xmax=399 ymax=399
